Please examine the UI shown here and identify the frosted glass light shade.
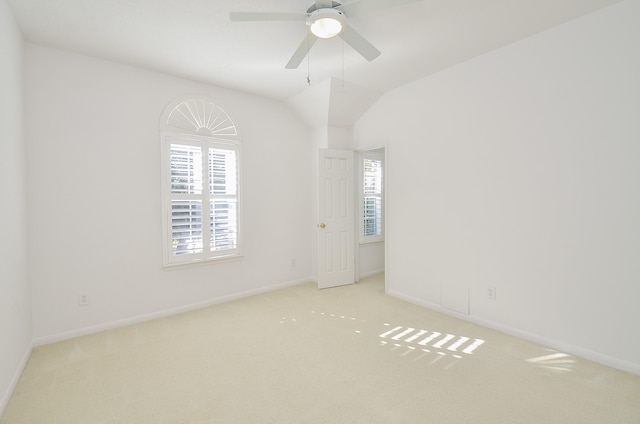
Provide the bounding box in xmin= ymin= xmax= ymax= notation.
xmin=308 ymin=9 xmax=345 ymax=39
xmin=310 ymin=17 xmax=343 ymax=38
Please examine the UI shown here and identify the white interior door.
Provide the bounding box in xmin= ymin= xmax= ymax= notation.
xmin=317 ymin=149 xmax=355 ymax=289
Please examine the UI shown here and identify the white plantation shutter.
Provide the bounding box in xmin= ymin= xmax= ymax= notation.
xmin=160 ymin=97 xmax=241 ymax=266
xmin=361 ymin=152 xmax=384 ymax=242
xmin=170 ymin=145 xmax=204 ymax=255
xmin=208 ymin=148 xmax=238 ymax=252
xmin=171 ymin=145 xmax=203 ymax=194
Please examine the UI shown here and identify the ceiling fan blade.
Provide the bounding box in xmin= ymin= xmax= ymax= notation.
xmin=229 ymin=11 xmax=307 ymax=22
xmin=337 ymin=0 xmax=422 ymax=17
xmin=339 ymin=25 xmax=381 ymax=62
xmin=314 ymin=0 xmax=335 ymax=9
xmin=285 ymin=34 xmax=318 ymax=69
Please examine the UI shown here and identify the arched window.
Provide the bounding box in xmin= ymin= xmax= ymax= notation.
xmin=159 ymin=96 xmax=242 ymax=267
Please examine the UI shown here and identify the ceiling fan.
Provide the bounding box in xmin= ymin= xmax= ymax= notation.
xmin=230 ymin=0 xmax=422 ymax=69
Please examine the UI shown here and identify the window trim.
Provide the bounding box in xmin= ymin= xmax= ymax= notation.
xmin=159 ymin=96 xmax=242 ymax=268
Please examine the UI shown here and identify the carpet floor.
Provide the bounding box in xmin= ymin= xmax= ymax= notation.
xmin=2 ymin=274 xmax=639 ymax=423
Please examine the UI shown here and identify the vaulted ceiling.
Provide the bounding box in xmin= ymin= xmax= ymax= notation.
xmin=7 ymin=0 xmax=621 ymax=126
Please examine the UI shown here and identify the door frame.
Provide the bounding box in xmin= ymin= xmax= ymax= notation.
xmin=354 ymin=146 xmax=387 ymax=286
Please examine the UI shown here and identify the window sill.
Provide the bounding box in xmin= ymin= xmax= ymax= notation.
xmin=360 ymin=238 xmax=384 ymax=245
xmin=162 ymin=254 xmax=243 ymax=271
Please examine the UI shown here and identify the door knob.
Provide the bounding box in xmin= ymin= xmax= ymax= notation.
xmin=319 ymin=223 xmax=326 ymax=229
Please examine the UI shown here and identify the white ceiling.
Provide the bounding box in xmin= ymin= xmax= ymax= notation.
xmin=8 ymin=0 xmax=621 ymax=102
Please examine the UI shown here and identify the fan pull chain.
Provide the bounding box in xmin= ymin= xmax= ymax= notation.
xmin=341 ymin=38 xmax=346 ymax=91
xmin=307 ymin=35 xmax=311 ymax=85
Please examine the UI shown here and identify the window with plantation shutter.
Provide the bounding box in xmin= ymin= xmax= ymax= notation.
xmin=360 ymin=151 xmax=384 ymax=243
xmin=160 ymin=97 xmax=241 ymax=267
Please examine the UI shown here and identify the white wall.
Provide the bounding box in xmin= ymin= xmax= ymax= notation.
xmin=359 ymin=242 xmax=384 ymax=278
xmin=0 ymin=0 xmax=31 ymax=415
xmin=25 ymin=45 xmax=313 ymax=342
xmin=354 ymin=0 xmax=640 ymax=374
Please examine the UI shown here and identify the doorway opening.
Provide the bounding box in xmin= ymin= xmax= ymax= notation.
xmin=355 ymin=147 xmax=386 ymax=289
xmin=316 ymin=147 xmax=386 ymax=291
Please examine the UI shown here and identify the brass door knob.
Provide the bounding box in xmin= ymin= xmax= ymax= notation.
xmin=319 ymin=223 xmax=326 ymax=229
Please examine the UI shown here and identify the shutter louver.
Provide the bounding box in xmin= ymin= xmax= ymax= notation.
xmin=209 ymin=148 xmax=237 ymax=195
xmin=171 ymin=200 xmax=203 ymax=255
xmin=211 ymin=200 xmax=238 ymax=250
xmin=170 ymin=145 xmax=202 ymax=194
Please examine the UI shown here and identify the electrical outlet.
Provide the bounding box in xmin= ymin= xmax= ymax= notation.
xmin=78 ymin=294 xmax=90 ymax=306
xmin=486 ymin=287 xmax=496 ymax=300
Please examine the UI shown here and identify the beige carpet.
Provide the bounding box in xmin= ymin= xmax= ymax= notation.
xmin=2 ymin=274 xmax=639 ymax=423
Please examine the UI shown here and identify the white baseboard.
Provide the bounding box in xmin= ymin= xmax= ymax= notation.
xmin=359 ymin=269 xmax=385 ymax=279
xmin=387 ymin=289 xmax=640 ymax=376
xmin=33 ymin=277 xmax=311 ymax=347
xmin=0 ymin=342 xmax=33 ymax=418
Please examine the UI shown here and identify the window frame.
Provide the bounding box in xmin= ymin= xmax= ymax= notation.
xmin=359 ymin=150 xmax=384 ymax=244
xmin=160 ymin=132 xmax=242 ymax=267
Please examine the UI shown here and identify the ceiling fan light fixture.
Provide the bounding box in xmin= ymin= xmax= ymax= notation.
xmin=308 ymin=9 xmax=345 ymax=39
